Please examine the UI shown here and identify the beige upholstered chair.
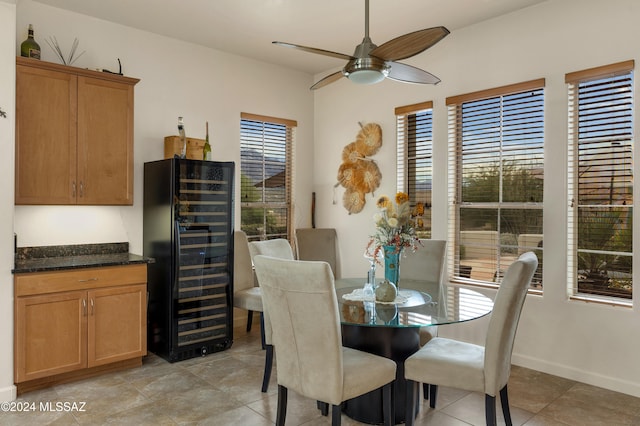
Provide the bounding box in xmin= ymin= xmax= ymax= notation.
xmin=295 ymin=228 xmax=340 ymax=278
xmin=400 ymin=239 xmax=447 ymax=399
xmin=247 ymin=238 xmax=295 ymax=393
xmin=233 ymin=231 xmax=263 ymax=336
xmin=404 ymin=251 xmax=538 ymax=426
xmin=253 ymin=255 xmax=397 ymax=426
xmin=400 ymin=239 xmax=447 ymax=344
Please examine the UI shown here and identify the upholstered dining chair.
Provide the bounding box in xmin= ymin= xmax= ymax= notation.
xmin=399 ymin=239 xmax=447 ymax=400
xmin=253 ymin=255 xmax=397 ymax=426
xmin=233 ymin=231 xmax=265 ymax=344
xmin=244 ymin=238 xmax=295 ymax=334
xmin=247 ymin=238 xmax=295 ymax=393
xmin=295 ymin=228 xmax=340 ymax=278
xmin=404 ymin=251 xmax=538 ymax=426
xmin=400 ymin=239 xmax=447 ymax=343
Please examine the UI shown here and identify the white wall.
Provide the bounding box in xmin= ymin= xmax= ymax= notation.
xmin=1 ymin=0 xmax=314 ymax=401
xmin=313 ymin=0 xmax=640 ymax=397
xmin=0 ymin=0 xmax=16 ymax=404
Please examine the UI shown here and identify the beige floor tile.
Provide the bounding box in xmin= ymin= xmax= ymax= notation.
xmin=6 ymin=330 xmax=640 ymax=426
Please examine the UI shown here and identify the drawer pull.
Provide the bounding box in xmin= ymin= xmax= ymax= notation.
xmin=90 ymin=298 xmax=94 ymax=315
xmin=78 ymin=278 xmax=99 ymax=283
xmin=82 ymin=299 xmax=87 ymax=316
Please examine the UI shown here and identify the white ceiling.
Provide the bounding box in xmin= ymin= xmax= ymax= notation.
xmin=34 ymin=0 xmax=547 ymax=75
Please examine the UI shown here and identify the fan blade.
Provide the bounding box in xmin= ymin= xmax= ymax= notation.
xmin=310 ymin=71 xmax=345 ymax=90
xmin=370 ymin=26 xmax=449 ymax=61
xmin=272 ymin=41 xmax=354 ymax=61
xmin=387 ymin=62 xmax=441 ymax=85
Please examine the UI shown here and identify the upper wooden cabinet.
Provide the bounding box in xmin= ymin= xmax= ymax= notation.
xmin=15 ymin=57 xmax=140 ymax=205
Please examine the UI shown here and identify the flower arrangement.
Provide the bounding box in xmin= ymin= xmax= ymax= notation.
xmin=366 ymin=191 xmax=421 ymax=263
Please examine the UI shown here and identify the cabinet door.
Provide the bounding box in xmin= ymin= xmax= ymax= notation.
xmin=88 ymin=284 xmax=147 ymax=367
xmin=77 ymin=77 xmax=134 ymax=205
xmin=15 ymin=291 xmax=87 ymax=382
xmin=15 ymin=64 xmax=77 ymax=204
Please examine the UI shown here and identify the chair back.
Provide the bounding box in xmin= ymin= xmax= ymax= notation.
xmin=248 ymin=238 xmax=295 ymax=261
xmin=484 ymin=251 xmax=538 ymax=396
xmin=400 ymin=239 xmax=447 ymax=293
xmin=295 ymin=228 xmax=339 ymax=278
xmin=233 ymin=230 xmax=255 ymax=292
xmin=247 ymin=238 xmax=294 ymax=345
xmin=253 ymin=255 xmax=343 ymax=404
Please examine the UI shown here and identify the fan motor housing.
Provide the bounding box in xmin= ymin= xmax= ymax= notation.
xmin=343 ymin=57 xmax=389 ymax=84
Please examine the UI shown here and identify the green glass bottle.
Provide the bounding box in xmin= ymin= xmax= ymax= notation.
xmin=203 ymin=121 xmax=212 ymax=161
xmin=20 ymin=24 xmax=41 ymax=60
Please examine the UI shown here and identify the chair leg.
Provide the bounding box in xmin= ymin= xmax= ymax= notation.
xmin=261 ymin=344 xmax=273 ymax=393
xmin=246 ymin=310 xmax=253 ymax=332
xmin=331 ymin=404 xmax=341 ymax=426
xmin=405 ymin=380 xmax=417 ymax=426
xmin=485 ymin=394 xmax=497 ymax=426
xmin=429 ymin=384 xmax=438 ymax=409
xmin=327 ymin=404 xmax=342 ymax=426
xmin=259 ymin=312 xmax=266 ymax=350
xmin=500 ymin=385 xmax=513 ymax=426
xmin=422 ymin=382 xmax=429 ymax=400
xmin=317 ymin=400 xmax=329 ymax=416
xmin=276 ymin=385 xmax=287 ymax=426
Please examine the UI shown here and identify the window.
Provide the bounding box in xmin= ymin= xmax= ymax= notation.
xmin=396 ymin=101 xmax=433 ymax=238
xmin=566 ymin=61 xmax=634 ymax=303
xmin=447 ymin=79 xmax=545 ymax=287
xmin=240 ymin=112 xmax=295 ymax=241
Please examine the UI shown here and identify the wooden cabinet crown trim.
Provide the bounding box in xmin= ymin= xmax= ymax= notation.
xmin=17 ymin=56 xmax=140 ymax=86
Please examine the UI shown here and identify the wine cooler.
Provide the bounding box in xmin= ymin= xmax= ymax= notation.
xmin=143 ymin=158 xmax=234 ymax=362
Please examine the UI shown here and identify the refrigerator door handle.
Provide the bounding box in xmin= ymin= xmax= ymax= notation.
xmin=174 ymin=220 xmax=181 ymax=298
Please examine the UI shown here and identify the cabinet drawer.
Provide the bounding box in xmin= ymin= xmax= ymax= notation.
xmin=15 ymin=264 xmax=147 ymax=297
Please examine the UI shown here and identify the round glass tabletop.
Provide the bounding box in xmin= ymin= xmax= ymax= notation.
xmin=336 ymin=278 xmax=493 ymax=328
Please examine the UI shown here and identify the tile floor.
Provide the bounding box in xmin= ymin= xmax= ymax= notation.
xmin=3 ymin=328 xmax=640 ymax=425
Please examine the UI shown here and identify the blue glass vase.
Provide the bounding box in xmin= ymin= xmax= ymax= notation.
xmin=383 ymin=245 xmax=402 ymax=289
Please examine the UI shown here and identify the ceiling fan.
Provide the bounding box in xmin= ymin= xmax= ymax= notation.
xmin=273 ymin=0 xmax=449 ymax=90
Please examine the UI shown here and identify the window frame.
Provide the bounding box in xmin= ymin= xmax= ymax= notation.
xmin=239 ymin=112 xmax=295 ymax=242
xmin=446 ymin=79 xmax=545 ymax=289
xmin=566 ymin=60 xmax=634 ymax=306
xmin=396 ymin=101 xmax=434 ymax=239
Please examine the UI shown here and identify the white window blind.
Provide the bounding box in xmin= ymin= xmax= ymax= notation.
xmin=396 ymin=101 xmax=433 ymax=238
xmin=566 ymin=60 xmax=634 ymax=304
xmin=447 ymin=79 xmax=545 ymax=287
xmin=240 ymin=112 xmax=295 ymax=241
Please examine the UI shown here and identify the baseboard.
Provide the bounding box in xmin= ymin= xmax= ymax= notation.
xmin=0 ymin=383 xmax=17 ymax=402
xmin=512 ymin=353 xmax=640 ymax=398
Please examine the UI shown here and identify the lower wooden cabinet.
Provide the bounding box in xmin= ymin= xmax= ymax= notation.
xmin=14 ymin=265 xmax=147 ymax=388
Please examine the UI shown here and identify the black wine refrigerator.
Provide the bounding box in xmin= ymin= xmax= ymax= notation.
xmin=143 ymin=158 xmax=234 ymax=362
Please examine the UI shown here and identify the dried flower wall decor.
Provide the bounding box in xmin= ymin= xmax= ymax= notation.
xmin=335 ymin=122 xmax=382 ymax=214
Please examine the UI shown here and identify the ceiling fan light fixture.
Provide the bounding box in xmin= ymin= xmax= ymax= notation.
xmin=344 ymin=57 xmax=389 ymax=85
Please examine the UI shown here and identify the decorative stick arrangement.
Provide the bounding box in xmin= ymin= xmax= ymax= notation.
xmin=46 ymin=36 xmax=85 ymax=66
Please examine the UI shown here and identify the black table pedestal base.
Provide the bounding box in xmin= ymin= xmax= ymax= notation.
xmin=341 ymin=324 xmax=420 ymax=425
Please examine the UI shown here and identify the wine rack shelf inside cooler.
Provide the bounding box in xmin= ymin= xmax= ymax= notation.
xmin=176 ymin=227 xmax=229 ymax=348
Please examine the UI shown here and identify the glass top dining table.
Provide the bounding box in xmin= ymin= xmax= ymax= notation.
xmin=334 ymin=278 xmax=494 ymax=424
xmin=335 ymin=277 xmax=494 ymax=328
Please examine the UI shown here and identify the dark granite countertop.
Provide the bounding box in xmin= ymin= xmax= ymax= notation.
xmin=13 ymin=242 xmax=154 ymax=274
